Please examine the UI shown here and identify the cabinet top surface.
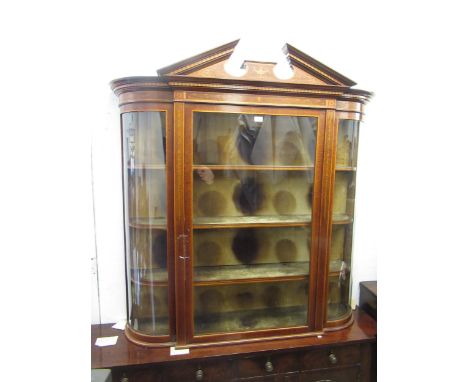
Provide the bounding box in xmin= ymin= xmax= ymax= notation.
xmin=91 ymin=309 xmax=376 ymax=369
xmin=110 ymin=40 xmax=372 ymax=100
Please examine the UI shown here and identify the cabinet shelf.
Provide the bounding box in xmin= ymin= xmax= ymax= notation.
xmin=131 ymin=269 xmax=168 ymax=286
xmin=128 ymin=164 xmax=166 ymax=170
xmin=194 ymin=262 xmax=309 ymax=284
xmin=193 ymin=215 xmax=311 ymax=229
xmin=129 ymin=217 xmax=167 ymax=229
xmin=195 ymin=305 xmax=307 ymax=335
xmin=193 ymin=214 xmax=352 ymax=229
xmin=335 ymin=166 xmax=356 ymax=172
xmin=193 ymin=165 xmax=314 ymax=171
xmin=332 ymin=214 xmax=353 ymax=225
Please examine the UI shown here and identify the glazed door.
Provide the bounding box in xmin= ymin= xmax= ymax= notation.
xmin=182 ymin=104 xmax=325 ymax=342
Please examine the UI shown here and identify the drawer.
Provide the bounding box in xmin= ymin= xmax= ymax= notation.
xmin=163 ymin=359 xmax=232 ymax=382
xmin=237 ymin=352 xmax=299 ymax=379
xmin=301 ymin=344 xmax=360 ymax=370
xmin=235 ymin=372 xmax=300 ymax=381
xmin=299 ymin=366 xmax=360 ymax=381
xmin=114 ymin=368 xmax=162 ymax=382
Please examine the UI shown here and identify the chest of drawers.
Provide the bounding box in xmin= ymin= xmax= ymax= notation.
xmin=92 ymin=309 xmax=376 ymax=382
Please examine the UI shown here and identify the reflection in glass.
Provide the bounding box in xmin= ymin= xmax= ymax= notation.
xmin=327 ymin=275 xmax=351 ymax=321
xmin=194 ymin=280 xmax=308 ymax=334
xmin=336 ymin=119 xmax=359 ymax=168
xmin=130 ymin=283 xmax=169 ymax=335
xmin=124 ymin=112 xmax=166 ymax=166
xmin=328 ymin=120 xmax=360 ymax=321
xmin=193 ymin=113 xmax=317 ymax=166
xmin=129 ymin=228 xmax=168 ymax=283
xmin=122 ymin=111 xmax=169 ymax=335
xmin=332 ymin=172 xmax=356 ymax=220
xmin=194 ymin=227 xmax=310 ymax=281
xmin=193 ymin=170 xmax=313 ymax=224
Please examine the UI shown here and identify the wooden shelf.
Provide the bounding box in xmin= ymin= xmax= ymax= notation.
xmin=129 ymin=217 xmax=167 ymax=229
xmin=194 ymin=214 xmax=351 ymax=229
xmin=194 ymin=262 xmax=309 ymax=284
xmin=130 ymin=269 xmax=168 ymax=286
xmin=335 ymin=166 xmax=356 ymax=172
xmin=332 ymin=214 xmax=353 ymax=225
xmin=327 ymin=303 xmax=352 ymax=321
xmin=128 ymin=164 xmax=166 ymax=170
xmin=195 ymin=305 xmax=307 ymax=335
xmin=193 ymin=165 xmax=314 ymax=171
xmin=130 ymin=318 xmax=170 ymax=335
xmin=193 ymin=215 xmax=311 ymax=229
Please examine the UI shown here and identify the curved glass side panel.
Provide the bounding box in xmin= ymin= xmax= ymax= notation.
xmin=122 ymin=111 xmax=169 ymax=335
xmin=328 ymin=119 xmax=359 ymax=321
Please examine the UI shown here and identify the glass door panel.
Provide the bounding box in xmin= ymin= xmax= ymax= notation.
xmin=194 ymin=226 xmax=311 ymax=282
xmin=192 ymin=111 xmax=318 ymax=336
xmin=328 ymin=120 xmax=359 ymax=321
xmin=122 ymin=111 xmax=169 ymax=335
xmin=193 ymin=113 xmax=316 ymax=166
xmin=194 ymin=280 xmax=308 ymax=334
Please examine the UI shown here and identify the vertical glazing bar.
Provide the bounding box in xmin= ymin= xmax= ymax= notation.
xmin=173 ymin=99 xmax=187 ymax=344
xmin=315 ymin=109 xmax=337 ymax=328
xmin=307 ymin=111 xmax=326 ymax=330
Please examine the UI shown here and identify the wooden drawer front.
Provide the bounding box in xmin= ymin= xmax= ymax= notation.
xmin=237 ymin=353 xmax=299 ymax=379
xmin=299 ymin=366 xmax=360 ymax=382
xmin=163 ymin=360 xmax=232 ymax=381
xmin=235 ymin=372 xmax=300 ymax=381
xmin=114 ymin=368 xmax=162 ymax=382
xmin=301 ymin=345 xmax=360 ymax=370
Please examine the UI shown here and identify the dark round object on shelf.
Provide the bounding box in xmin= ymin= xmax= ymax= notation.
xmin=199 ymin=289 xmax=224 ymax=313
xmin=198 ymin=190 xmax=227 ymax=217
xmin=231 ymin=229 xmax=259 ymax=264
xmin=152 ymin=232 xmax=167 ymax=268
xmin=232 ymin=177 xmax=265 ymax=215
xmin=262 ymin=285 xmax=281 ymax=308
xmin=273 ymin=190 xmax=296 ymax=215
xmin=275 ymin=239 xmax=298 ymax=263
xmin=196 ymin=241 xmax=222 ymax=265
xmin=236 ymin=291 xmax=255 ymax=308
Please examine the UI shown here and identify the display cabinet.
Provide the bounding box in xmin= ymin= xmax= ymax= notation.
xmin=111 ymin=40 xmax=372 ymax=348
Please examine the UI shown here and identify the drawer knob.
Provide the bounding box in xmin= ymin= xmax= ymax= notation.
xmin=328 ymin=352 xmax=338 ymax=364
xmin=195 ymin=368 xmax=203 ymax=381
xmin=120 ymin=374 xmax=129 ymax=382
xmin=265 ymin=360 xmax=274 ymax=373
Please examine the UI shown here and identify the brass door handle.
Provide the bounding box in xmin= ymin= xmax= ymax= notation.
xmin=265 ymin=360 xmax=274 ymax=373
xmin=195 ymin=368 xmax=203 ymax=381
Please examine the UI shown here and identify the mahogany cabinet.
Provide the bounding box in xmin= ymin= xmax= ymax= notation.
xmin=110 ymin=40 xmax=372 ymax=348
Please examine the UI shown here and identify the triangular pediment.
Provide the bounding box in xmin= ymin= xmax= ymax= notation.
xmin=157 ymin=40 xmax=356 ymax=87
